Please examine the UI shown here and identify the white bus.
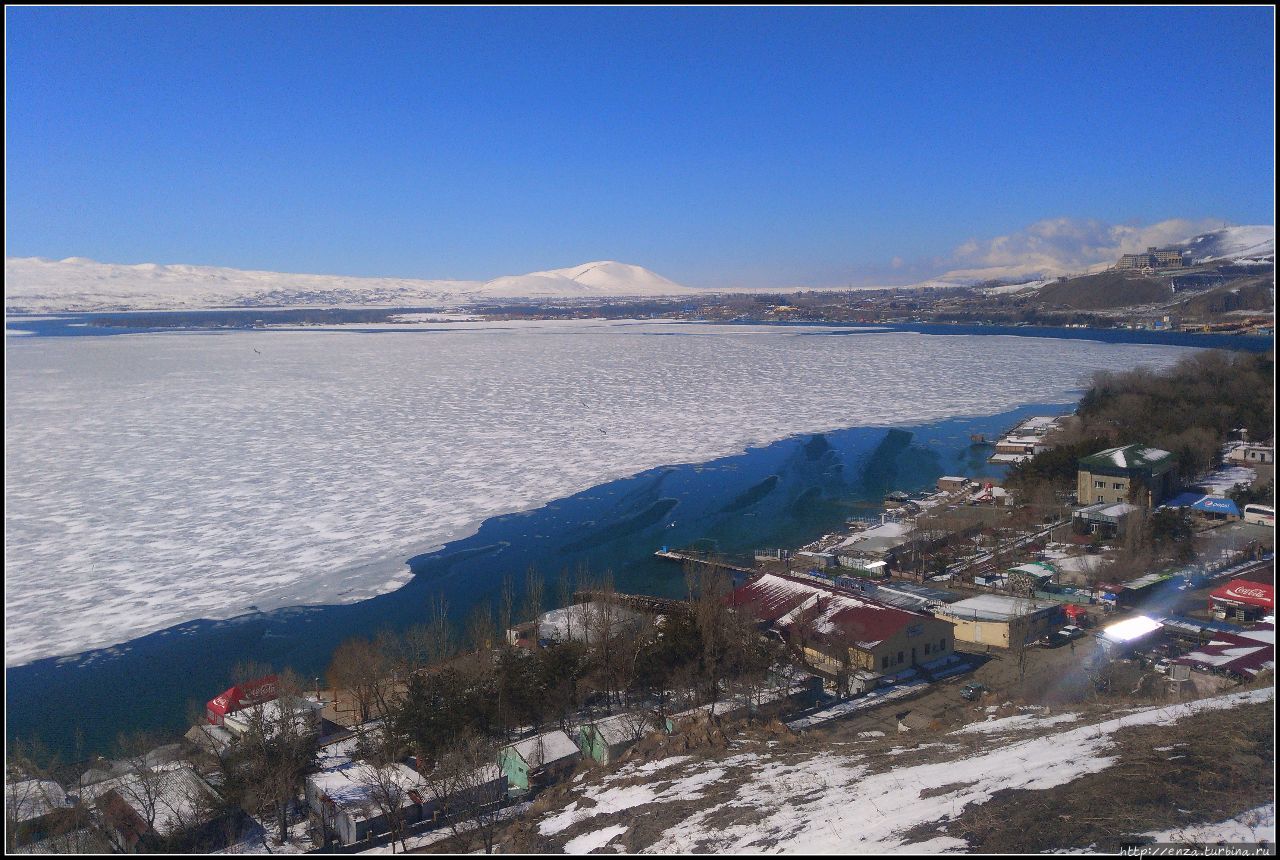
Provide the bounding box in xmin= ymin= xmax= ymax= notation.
xmin=1242 ymin=504 xmax=1275 ymax=527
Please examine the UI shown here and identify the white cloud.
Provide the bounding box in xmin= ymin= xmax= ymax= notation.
xmin=936 ymin=217 xmax=1221 ymax=283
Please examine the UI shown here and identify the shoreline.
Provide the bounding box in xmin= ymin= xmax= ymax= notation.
xmin=8 ymin=399 xmax=1087 ymax=672
xmin=6 ymin=400 xmax=1067 ymax=760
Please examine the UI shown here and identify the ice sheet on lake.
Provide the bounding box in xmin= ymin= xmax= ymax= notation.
xmin=5 ymin=320 xmax=1196 ymax=666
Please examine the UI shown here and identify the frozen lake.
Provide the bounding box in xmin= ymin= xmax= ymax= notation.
xmin=4 ymin=319 xmax=1196 ymax=667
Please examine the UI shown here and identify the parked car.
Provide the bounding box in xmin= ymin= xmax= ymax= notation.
xmin=1040 ymin=631 xmax=1070 ymax=648
xmin=1153 ymin=658 xmax=1173 ymax=675
xmin=1059 ymin=626 xmax=1085 ymax=640
xmin=960 ymin=682 xmax=988 ymax=701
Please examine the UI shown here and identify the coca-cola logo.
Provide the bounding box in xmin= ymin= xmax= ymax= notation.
xmin=1231 ymin=587 xmax=1270 ymax=600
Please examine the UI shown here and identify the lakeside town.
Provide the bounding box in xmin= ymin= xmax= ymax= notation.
xmin=7 ymin=351 xmax=1274 ymax=854
xmin=6 ymin=5 xmax=1275 ymax=856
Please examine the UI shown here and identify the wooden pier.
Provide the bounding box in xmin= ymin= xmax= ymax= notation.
xmin=654 ymin=549 xmax=755 ymax=576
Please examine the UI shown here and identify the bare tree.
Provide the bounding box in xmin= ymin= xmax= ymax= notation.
xmin=466 ymin=601 xmax=497 ymax=652
xmin=327 ymin=636 xmax=392 ymax=727
xmin=232 ymin=672 xmax=320 ymax=845
xmin=5 ymin=747 xmax=100 ymax=853
xmin=499 ymin=575 xmax=516 ymax=638
xmin=105 ymin=732 xmax=187 ymax=845
xmin=520 ymin=567 xmax=545 ymax=626
xmin=423 ymin=733 xmax=508 ymax=855
xmin=556 ymin=569 xmax=575 ymax=637
xmin=353 ymin=762 xmax=414 ymax=853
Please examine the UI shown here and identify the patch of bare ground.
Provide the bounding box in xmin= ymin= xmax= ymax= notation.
xmin=902 ymin=698 xmax=1274 ymax=853
xmin=920 ymin=780 xmax=979 ymax=799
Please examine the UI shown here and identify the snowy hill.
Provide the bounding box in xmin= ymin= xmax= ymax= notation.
xmin=1173 ymin=225 xmax=1274 ymax=264
xmin=478 ymin=260 xmax=696 ymax=298
xmin=3 ymin=257 xmax=698 ymax=312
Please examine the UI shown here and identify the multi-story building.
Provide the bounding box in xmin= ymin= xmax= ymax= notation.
xmin=1076 ymin=444 xmax=1176 ymax=507
xmin=1116 ymin=246 xmax=1187 ymax=270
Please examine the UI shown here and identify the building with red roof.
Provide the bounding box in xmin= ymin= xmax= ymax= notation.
xmin=727 ymin=572 xmax=955 ymax=683
xmin=1174 ymin=623 xmax=1274 ymax=679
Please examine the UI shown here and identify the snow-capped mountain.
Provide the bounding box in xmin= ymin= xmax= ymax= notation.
xmin=3 ymin=257 xmax=699 ymax=312
xmin=1172 ymin=225 xmax=1274 ymax=264
xmin=480 ymin=261 xmax=695 ymax=298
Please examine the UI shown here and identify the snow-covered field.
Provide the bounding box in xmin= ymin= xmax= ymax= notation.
xmin=5 ymin=320 xmax=1196 ymax=666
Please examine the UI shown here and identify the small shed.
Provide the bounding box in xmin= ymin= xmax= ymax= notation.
xmin=578 ymin=713 xmax=657 ymax=765
xmin=498 ymin=730 xmax=580 ymax=792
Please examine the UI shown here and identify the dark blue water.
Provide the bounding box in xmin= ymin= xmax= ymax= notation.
xmin=6 ymin=400 xmax=1053 ymax=761
xmin=767 ymin=320 xmax=1274 ymax=353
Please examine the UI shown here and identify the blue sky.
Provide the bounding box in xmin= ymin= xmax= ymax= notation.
xmin=5 ymin=6 xmax=1274 ymax=288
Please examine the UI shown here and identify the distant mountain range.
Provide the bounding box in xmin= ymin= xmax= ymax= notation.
xmin=6 ymin=226 xmax=1272 ymax=313
xmin=3 ymin=257 xmax=700 ymax=312
xmin=927 ymin=225 xmax=1275 ymax=292
xmin=1175 ymin=225 xmax=1274 ymax=264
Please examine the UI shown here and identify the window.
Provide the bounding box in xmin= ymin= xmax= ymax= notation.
xmin=1095 ymin=480 xmax=1105 ymax=488
xmin=1113 ymin=482 xmax=1123 ymax=490
xmin=897 ymin=651 xmax=904 ymax=664
xmin=881 ymin=656 xmax=889 ymax=669
xmin=924 ymin=643 xmax=932 ymax=655
xmin=939 ymin=639 xmax=946 ymax=651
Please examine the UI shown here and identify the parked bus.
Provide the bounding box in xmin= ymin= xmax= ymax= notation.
xmin=1242 ymin=504 xmax=1275 ymax=527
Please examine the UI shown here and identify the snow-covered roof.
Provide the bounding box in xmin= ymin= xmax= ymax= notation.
xmin=1010 ymin=563 xmax=1055 ymax=578
xmin=308 ymin=761 xmax=424 ymax=812
xmin=223 ymin=696 xmax=322 ymax=736
xmin=588 ymin=713 xmax=657 ymax=746
xmin=937 ymin=594 xmax=1059 ymax=622
xmin=1079 ymin=444 xmax=1173 ymax=471
xmin=79 ymin=765 xmax=216 ymax=837
xmin=1175 ymin=626 xmax=1275 ymax=677
xmin=504 ymin=730 xmax=580 ymax=769
xmin=729 ymin=572 xmax=929 ymax=649
xmin=533 ymin=602 xmax=643 ymax=645
xmin=7 ymin=779 xmax=72 ymax=822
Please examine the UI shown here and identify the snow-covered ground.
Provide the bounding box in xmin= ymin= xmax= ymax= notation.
xmin=5 ymin=320 xmax=1196 ymax=666
xmin=1193 ymin=464 xmax=1257 ymax=496
xmin=525 ymin=687 xmax=1273 ymax=853
xmin=1140 ymin=803 xmax=1274 ymax=845
xmin=1178 ymin=225 xmax=1275 ymax=265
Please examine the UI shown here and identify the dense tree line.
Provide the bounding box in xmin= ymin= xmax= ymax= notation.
xmin=1072 ymin=350 xmax=1272 ymax=480
xmin=377 ymin=568 xmax=784 ymax=773
xmin=1009 ymin=350 xmax=1273 ymax=499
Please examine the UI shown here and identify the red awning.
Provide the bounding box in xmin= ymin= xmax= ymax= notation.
xmin=1210 ymin=580 xmax=1274 ymax=610
xmin=206 ymin=674 xmax=280 ymax=721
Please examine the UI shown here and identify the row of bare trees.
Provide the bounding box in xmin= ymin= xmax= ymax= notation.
xmin=318 ymin=563 xmax=790 ymax=770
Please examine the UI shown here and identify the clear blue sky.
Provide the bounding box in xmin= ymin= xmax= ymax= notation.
xmin=5 ymin=6 xmax=1275 ymax=288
